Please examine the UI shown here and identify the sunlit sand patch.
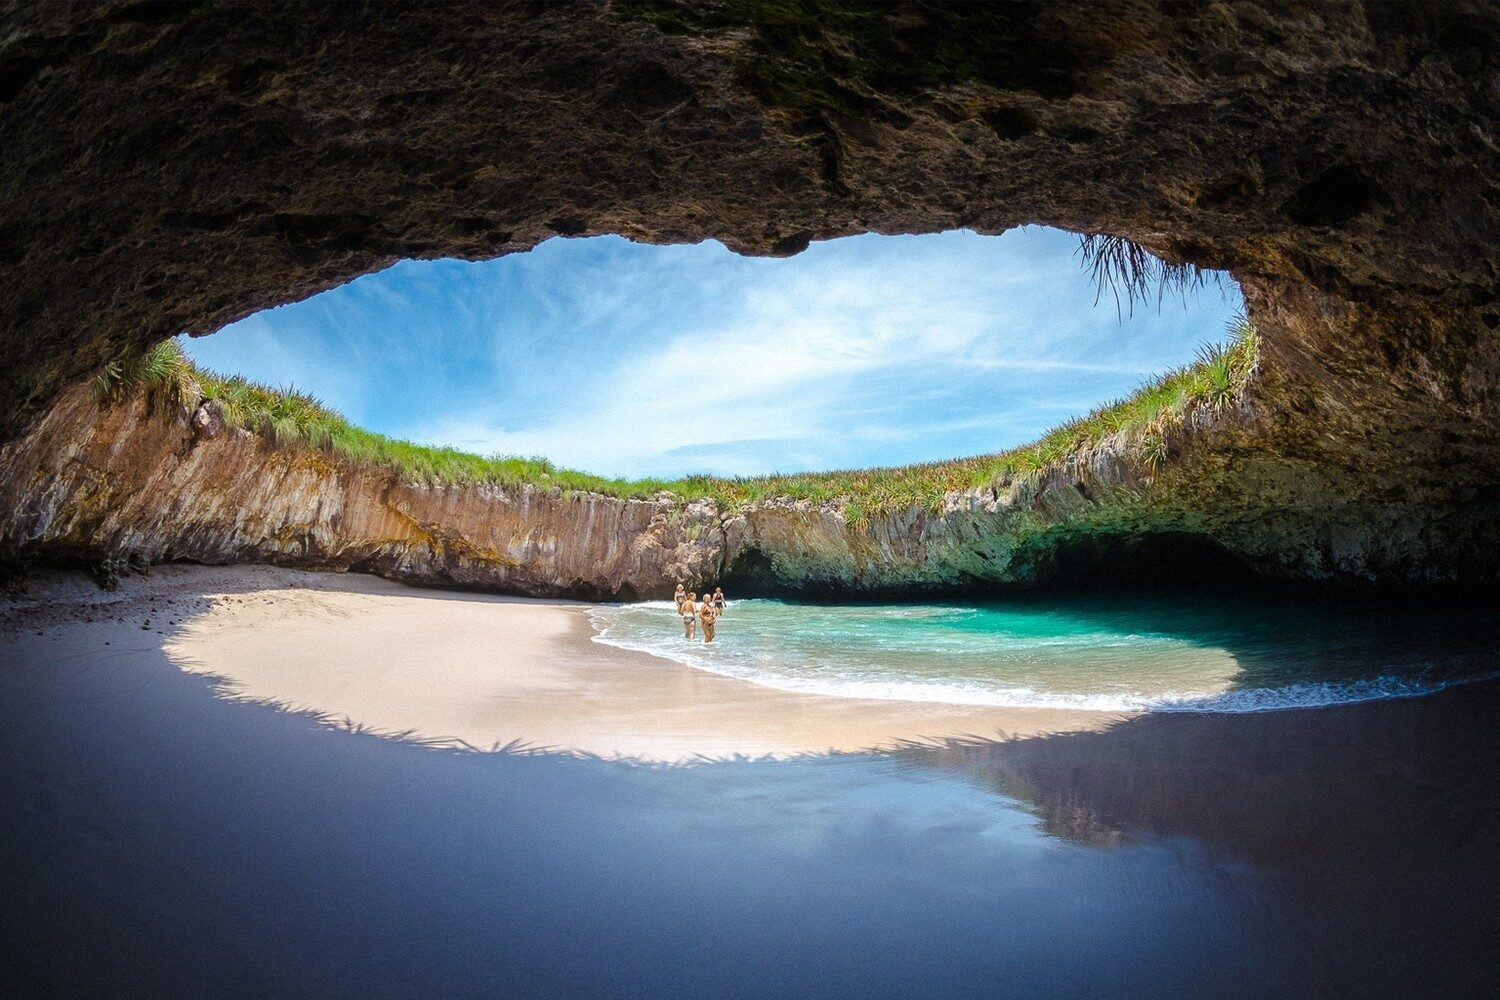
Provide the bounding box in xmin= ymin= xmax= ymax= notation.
xmin=156 ymin=568 xmax=1126 ymax=762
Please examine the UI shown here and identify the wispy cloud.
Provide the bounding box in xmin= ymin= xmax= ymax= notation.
xmin=185 ymin=227 xmax=1242 ymax=478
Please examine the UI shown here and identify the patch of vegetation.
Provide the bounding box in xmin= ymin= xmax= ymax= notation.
xmin=1077 ymin=234 xmax=1221 ymax=318
xmin=93 ymin=339 xmax=201 ymax=411
xmin=188 ymin=355 xmax=708 ymax=498
xmin=101 ymin=319 xmax=1256 ymax=516
xmin=709 ymin=316 xmax=1257 ymax=511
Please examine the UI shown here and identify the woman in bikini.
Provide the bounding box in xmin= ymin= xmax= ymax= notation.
xmin=698 ymin=593 xmax=718 ymax=643
xmin=712 ymin=587 xmax=726 ymax=618
xmin=681 ymin=591 xmax=698 ymax=640
xmin=673 ymin=582 xmax=686 ymax=613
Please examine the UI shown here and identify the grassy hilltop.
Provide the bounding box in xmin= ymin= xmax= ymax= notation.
xmin=94 ymin=320 xmax=1256 ymax=518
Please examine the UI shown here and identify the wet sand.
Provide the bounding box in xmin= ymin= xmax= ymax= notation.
xmin=6 ymin=565 xmax=1121 ymax=760
xmin=2 ymin=566 xmax=1497 ymax=998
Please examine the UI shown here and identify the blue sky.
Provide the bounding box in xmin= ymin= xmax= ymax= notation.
xmin=183 ymin=226 xmax=1242 ymax=478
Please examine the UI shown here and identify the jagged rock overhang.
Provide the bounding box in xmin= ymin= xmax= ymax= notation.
xmin=0 ymin=0 xmax=1497 ymax=585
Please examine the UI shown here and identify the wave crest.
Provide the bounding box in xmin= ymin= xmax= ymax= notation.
xmin=588 ymin=604 xmax=1490 ymax=713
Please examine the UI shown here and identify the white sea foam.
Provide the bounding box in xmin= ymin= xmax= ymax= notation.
xmin=588 ymin=604 xmax=1491 ymax=714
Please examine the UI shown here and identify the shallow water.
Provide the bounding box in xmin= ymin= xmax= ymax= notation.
xmin=592 ymin=591 xmax=1500 ymax=711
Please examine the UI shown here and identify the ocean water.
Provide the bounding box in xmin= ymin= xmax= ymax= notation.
xmin=590 ymin=591 xmax=1500 ymax=712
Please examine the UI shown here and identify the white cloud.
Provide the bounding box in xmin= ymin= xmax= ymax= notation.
xmin=189 ymin=229 xmax=1243 ymax=478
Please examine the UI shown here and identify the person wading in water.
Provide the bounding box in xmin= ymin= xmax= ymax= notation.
xmin=712 ymin=587 xmax=726 ymax=618
xmin=681 ymin=591 xmax=698 ymax=640
xmin=673 ymin=582 xmax=686 ymax=612
xmin=699 ymin=592 xmax=718 ymax=643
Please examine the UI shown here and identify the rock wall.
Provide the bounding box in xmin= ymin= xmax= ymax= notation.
xmin=5 ymin=377 xmax=1494 ymax=598
xmin=1 ymin=2 xmax=1498 ymax=585
xmin=0 ymin=385 xmax=728 ymax=597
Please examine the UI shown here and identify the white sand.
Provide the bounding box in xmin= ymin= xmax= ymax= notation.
xmin=2 ymin=565 xmax=1127 ymax=761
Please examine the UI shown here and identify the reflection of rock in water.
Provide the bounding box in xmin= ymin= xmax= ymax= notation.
xmin=959 ymin=761 xmax=1128 ymax=848
xmin=903 ymin=678 xmax=1500 ymax=895
xmin=897 ymin=683 xmax=1500 ymax=994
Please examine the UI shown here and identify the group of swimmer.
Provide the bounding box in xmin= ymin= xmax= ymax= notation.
xmin=673 ymin=583 xmax=726 ymax=642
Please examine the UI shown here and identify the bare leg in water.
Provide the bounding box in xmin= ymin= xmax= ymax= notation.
xmin=700 ymin=599 xmax=718 ymax=642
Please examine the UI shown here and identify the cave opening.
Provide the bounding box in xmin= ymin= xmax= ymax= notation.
xmin=2 ymin=8 xmax=1499 ymax=992
xmin=0 ymin=0 xmax=1493 ymax=596
xmin=176 ymin=225 xmax=1243 ymax=486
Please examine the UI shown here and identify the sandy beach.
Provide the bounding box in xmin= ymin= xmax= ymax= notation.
xmin=4 ymin=564 xmax=1498 ymax=998
xmin=1 ymin=565 xmax=1123 ymax=761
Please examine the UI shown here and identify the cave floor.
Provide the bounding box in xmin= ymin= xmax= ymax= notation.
xmin=1 ymin=577 xmax=1498 ymax=998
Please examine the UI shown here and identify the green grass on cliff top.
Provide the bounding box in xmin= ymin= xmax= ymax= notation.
xmin=95 ymin=320 xmax=1255 ymax=515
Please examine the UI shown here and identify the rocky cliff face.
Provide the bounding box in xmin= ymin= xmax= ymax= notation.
xmin=5 ymin=376 xmax=1494 ymax=598
xmin=0 ymin=385 xmax=729 ymax=597
xmin=1 ymin=1 xmax=1497 ymax=589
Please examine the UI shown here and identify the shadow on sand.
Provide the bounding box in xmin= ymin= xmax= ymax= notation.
xmin=3 ymin=572 xmax=1498 ymax=998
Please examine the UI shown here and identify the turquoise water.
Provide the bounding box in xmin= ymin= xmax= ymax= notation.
xmin=590 ymin=593 xmax=1500 ymax=712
